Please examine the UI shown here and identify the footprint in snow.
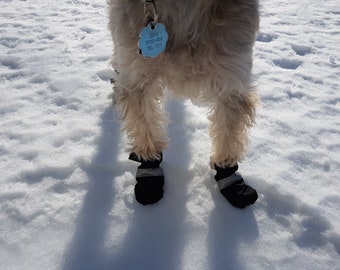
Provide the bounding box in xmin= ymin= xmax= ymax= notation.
xmin=0 ymin=36 xmax=19 ymax=49
xmin=291 ymin=44 xmax=312 ymax=56
xmin=18 ymin=166 xmax=76 ymax=184
xmin=273 ymin=59 xmax=302 ymax=70
xmin=0 ymin=55 xmax=22 ymax=70
xmin=256 ymin=32 xmax=278 ymax=43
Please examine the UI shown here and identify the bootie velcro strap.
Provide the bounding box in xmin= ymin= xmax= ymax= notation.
xmin=217 ymin=172 xmax=243 ymax=190
xmin=215 ymin=164 xmax=258 ymax=209
xmin=136 ymin=167 xmax=164 ymax=178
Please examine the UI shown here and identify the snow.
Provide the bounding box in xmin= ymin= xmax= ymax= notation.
xmin=0 ymin=0 xmax=339 ymax=269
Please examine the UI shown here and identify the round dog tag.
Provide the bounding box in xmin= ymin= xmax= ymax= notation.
xmin=139 ymin=22 xmax=168 ymax=58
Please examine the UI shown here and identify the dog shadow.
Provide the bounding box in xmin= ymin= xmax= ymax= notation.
xmin=61 ymin=104 xmax=127 ymax=270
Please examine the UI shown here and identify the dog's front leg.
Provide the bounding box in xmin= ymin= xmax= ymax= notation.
xmin=209 ymin=92 xmax=258 ymax=208
xmin=112 ymin=82 xmax=168 ymax=205
xmin=112 ymin=82 xmax=168 ymax=160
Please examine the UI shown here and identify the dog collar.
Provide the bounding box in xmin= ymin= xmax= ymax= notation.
xmin=143 ymin=0 xmax=158 ymax=25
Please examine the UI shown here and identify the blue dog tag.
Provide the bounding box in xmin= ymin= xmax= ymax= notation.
xmin=139 ymin=22 xmax=168 ymax=58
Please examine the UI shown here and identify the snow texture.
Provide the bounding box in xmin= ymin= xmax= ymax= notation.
xmin=0 ymin=0 xmax=339 ymax=269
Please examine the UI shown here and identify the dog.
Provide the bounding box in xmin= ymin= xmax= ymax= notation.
xmin=108 ymin=0 xmax=259 ymax=208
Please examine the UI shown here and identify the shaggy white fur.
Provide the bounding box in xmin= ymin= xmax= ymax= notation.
xmin=108 ymin=0 xmax=259 ymax=167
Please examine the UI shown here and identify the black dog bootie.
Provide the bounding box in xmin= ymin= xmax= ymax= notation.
xmin=214 ymin=164 xmax=258 ymax=209
xmin=129 ymin=152 xmax=164 ymax=205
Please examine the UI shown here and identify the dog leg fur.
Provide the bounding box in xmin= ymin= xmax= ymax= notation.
xmin=112 ymin=80 xmax=168 ymax=161
xmin=209 ymin=91 xmax=258 ymax=168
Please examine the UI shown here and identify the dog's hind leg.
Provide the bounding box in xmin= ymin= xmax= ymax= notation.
xmin=111 ymin=81 xmax=168 ymax=205
xmin=209 ymin=91 xmax=259 ymax=208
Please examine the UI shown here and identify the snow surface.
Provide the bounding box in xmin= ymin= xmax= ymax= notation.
xmin=0 ymin=0 xmax=339 ymax=269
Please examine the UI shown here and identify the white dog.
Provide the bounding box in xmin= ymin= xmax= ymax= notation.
xmin=108 ymin=0 xmax=259 ymax=208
